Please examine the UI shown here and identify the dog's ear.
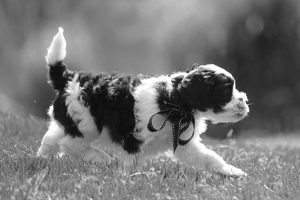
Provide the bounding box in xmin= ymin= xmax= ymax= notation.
xmin=210 ymin=73 xmax=234 ymax=112
xmin=176 ymin=68 xmax=235 ymax=112
xmin=178 ymin=70 xmax=214 ymax=111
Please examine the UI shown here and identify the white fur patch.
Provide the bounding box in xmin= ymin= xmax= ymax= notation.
xmin=37 ymin=120 xmax=65 ymax=157
xmin=133 ymin=76 xmax=171 ymax=143
xmin=198 ymin=64 xmax=234 ymax=80
xmin=47 ymin=105 xmax=54 ymax=120
xmin=45 ymin=27 xmax=66 ymax=65
xmin=65 ymin=75 xmax=100 ymax=142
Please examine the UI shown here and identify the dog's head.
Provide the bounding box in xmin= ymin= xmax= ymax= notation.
xmin=174 ymin=64 xmax=249 ymax=124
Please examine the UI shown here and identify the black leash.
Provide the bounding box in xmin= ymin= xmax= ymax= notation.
xmin=147 ymin=102 xmax=195 ymax=152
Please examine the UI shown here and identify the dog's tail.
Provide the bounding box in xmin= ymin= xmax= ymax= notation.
xmin=45 ymin=27 xmax=72 ymax=92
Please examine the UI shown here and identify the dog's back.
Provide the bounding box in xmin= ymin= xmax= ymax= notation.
xmin=44 ymin=27 xmax=143 ymax=154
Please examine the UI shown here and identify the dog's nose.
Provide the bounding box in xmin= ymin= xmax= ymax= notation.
xmin=238 ymin=97 xmax=243 ymax=102
xmin=235 ymin=92 xmax=249 ymax=114
xmin=238 ymin=97 xmax=247 ymax=102
xmin=237 ymin=99 xmax=248 ymax=112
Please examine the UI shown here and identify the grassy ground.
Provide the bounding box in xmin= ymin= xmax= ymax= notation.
xmin=0 ymin=110 xmax=299 ymax=200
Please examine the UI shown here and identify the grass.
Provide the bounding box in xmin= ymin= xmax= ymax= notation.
xmin=0 ymin=110 xmax=299 ymax=200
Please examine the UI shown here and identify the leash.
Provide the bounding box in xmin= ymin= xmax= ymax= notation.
xmin=147 ymin=102 xmax=195 ymax=152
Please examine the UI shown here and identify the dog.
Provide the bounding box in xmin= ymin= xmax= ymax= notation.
xmin=37 ymin=27 xmax=249 ymax=177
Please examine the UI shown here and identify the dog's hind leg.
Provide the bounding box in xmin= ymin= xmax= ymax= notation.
xmin=37 ymin=120 xmax=64 ymax=157
xmin=38 ymin=121 xmax=110 ymax=163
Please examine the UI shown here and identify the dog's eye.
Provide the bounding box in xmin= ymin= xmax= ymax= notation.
xmin=222 ymin=75 xmax=234 ymax=88
xmin=216 ymin=79 xmax=233 ymax=97
xmin=215 ymin=82 xmax=233 ymax=105
xmin=224 ymin=81 xmax=233 ymax=88
xmin=223 ymin=82 xmax=233 ymax=92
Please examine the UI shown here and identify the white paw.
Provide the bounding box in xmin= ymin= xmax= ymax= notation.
xmin=218 ymin=164 xmax=247 ymax=177
xmin=37 ymin=144 xmax=59 ymax=158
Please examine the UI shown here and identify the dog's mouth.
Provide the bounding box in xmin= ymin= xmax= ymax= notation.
xmin=233 ymin=100 xmax=249 ymax=118
xmin=232 ymin=106 xmax=249 ymax=120
xmin=234 ymin=112 xmax=248 ymax=119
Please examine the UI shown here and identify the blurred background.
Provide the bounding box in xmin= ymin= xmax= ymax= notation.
xmin=1 ymin=0 xmax=300 ymax=137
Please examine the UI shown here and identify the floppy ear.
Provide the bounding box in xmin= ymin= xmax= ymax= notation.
xmin=177 ymin=70 xmax=214 ymax=111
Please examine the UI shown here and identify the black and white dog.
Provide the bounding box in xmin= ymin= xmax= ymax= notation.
xmin=38 ymin=28 xmax=249 ymax=177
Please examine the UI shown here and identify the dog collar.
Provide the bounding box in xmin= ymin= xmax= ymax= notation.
xmin=147 ymin=102 xmax=195 ymax=152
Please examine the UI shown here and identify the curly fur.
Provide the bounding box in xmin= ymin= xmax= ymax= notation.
xmin=38 ymin=28 xmax=250 ymax=177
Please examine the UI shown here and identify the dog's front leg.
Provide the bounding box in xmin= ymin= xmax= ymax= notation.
xmin=174 ymin=138 xmax=246 ymax=177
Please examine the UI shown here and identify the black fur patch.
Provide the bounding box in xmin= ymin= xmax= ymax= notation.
xmin=51 ymin=69 xmax=144 ymax=154
xmin=52 ymin=94 xmax=84 ymax=137
xmin=48 ymin=61 xmax=74 ymax=93
xmin=209 ymin=73 xmax=234 ymax=112
xmin=81 ymin=73 xmax=144 ymax=154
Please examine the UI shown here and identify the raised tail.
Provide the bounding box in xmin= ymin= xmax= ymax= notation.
xmin=46 ymin=27 xmax=72 ymax=93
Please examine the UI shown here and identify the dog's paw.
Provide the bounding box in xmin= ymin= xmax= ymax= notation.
xmin=218 ymin=164 xmax=247 ymax=177
xmin=37 ymin=144 xmax=59 ymax=158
